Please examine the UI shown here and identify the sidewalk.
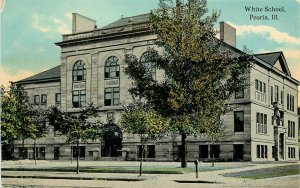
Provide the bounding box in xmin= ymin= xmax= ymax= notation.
xmin=1 ymin=160 xmax=300 ymax=188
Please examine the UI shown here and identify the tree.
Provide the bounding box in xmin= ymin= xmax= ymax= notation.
xmin=1 ymin=83 xmax=37 ymax=160
xmin=47 ymin=103 xmax=102 ymax=174
xmin=121 ymin=100 xmax=170 ymax=176
xmin=31 ymin=107 xmax=48 ymax=165
xmin=124 ymin=0 xmax=252 ymax=167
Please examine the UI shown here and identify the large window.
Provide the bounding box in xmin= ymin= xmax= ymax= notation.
xmin=147 ymin=145 xmax=155 ymax=158
xmin=55 ymin=93 xmax=61 ymax=105
xmin=104 ymin=87 xmax=119 ymax=106
xmin=256 ymin=112 xmax=267 ymax=134
xmin=288 ymin=147 xmax=296 ymax=158
xmin=288 ymin=120 xmax=295 ymax=138
xmin=41 ymin=94 xmax=47 ymax=105
xmin=257 ymin=145 xmax=268 ymax=158
xmin=234 ymin=111 xmax=244 ymax=132
xmin=34 ymin=95 xmax=40 ymax=105
xmin=105 ymin=56 xmax=119 ymax=78
xmin=255 ymin=79 xmax=266 ymax=102
xmin=72 ymin=90 xmax=86 ymax=108
xmin=287 ymin=94 xmax=295 ymax=112
xmin=72 ymin=146 xmax=85 ymax=158
xmin=210 ymin=145 xmax=220 ymax=158
xmin=199 ymin=145 xmax=208 ymax=158
xmin=140 ymin=52 xmax=156 ymax=77
xmin=73 ymin=60 xmax=86 ymax=81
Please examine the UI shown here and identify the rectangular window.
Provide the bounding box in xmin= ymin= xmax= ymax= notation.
xmin=234 ymin=111 xmax=244 ymax=132
xmin=72 ymin=90 xmax=86 ymax=108
xmin=257 ymin=145 xmax=260 ymax=158
xmin=55 ymin=93 xmax=61 ymax=105
xmin=272 ymin=146 xmax=276 ymax=158
xmin=210 ymin=145 xmax=220 ymax=158
xmin=261 ymin=145 xmax=265 ymax=158
xmin=199 ymin=145 xmax=209 ymax=158
xmin=235 ymin=90 xmax=244 ymax=99
xmin=255 ymin=79 xmax=258 ymax=90
xmin=137 ymin=145 xmax=145 ymax=159
xmin=263 ymin=114 xmax=267 ymax=134
xmin=104 ymin=87 xmax=120 ymax=106
xmin=275 ymin=85 xmax=279 ymax=102
xmin=72 ymin=146 xmax=85 ymax=158
xmin=147 ymin=145 xmax=155 ymax=158
xmin=280 ymin=90 xmax=283 ymax=104
xmin=41 ymin=94 xmax=47 ymax=105
xmin=270 ymin=86 xmax=273 ymax=104
xmin=257 ymin=112 xmax=267 ymax=134
xmin=291 ymin=95 xmax=294 ymax=112
xmin=34 ymin=95 xmax=40 ymax=105
xmin=264 ymin=145 xmax=268 ymax=158
xmin=263 ymin=83 xmax=266 ymax=93
xmin=287 ymin=94 xmax=290 ymax=110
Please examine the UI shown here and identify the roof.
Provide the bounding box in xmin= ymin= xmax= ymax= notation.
xmin=17 ymin=65 xmax=61 ymax=84
xmin=101 ymin=13 xmax=150 ymax=29
xmin=255 ymin=52 xmax=282 ymax=66
xmin=254 ymin=51 xmax=292 ymax=77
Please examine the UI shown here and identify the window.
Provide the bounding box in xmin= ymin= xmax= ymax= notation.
xmin=210 ymin=145 xmax=220 ymax=158
xmin=73 ymin=60 xmax=86 ymax=81
xmin=234 ymin=111 xmax=244 ymax=132
xmin=72 ymin=146 xmax=85 ymax=158
xmin=280 ymin=90 xmax=283 ymax=104
xmin=288 ymin=147 xmax=296 ymax=158
xmin=257 ymin=145 xmax=267 ymax=158
xmin=41 ymin=94 xmax=47 ymax=105
xmin=147 ymin=145 xmax=155 ymax=158
xmin=199 ymin=145 xmax=208 ymax=158
xmin=235 ymin=90 xmax=244 ymax=99
xmin=288 ymin=120 xmax=295 ymax=138
xmin=140 ymin=52 xmax=156 ymax=78
xmin=72 ymin=90 xmax=86 ymax=108
xmin=275 ymin=85 xmax=279 ymax=102
xmin=270 ymin=86 xmax=273 ymax=103
xmin=256 ymin=112 xmax=267 ymax=134
xmin=55 ymin=93 xmax=61 ymax=105
xmin=105 ymin=56 xmax=119 ymax=78
xmin=104 ymin=87 xmax=119 ymax=106
xmin=34 ymin=95 xmax=40 ymax=105
xmin=255 ymin=79 xmax=266 ymax=102
xmin=287 ymin=94 xmax=294 ymax=111
xmin=137 ymin=145 xmax=145 ymax=158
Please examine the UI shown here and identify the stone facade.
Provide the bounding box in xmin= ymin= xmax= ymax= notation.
xmin=14 ymin=13 xmax=299 ymax=162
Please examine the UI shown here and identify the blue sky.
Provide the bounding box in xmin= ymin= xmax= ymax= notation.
xmin=1 ymin=0 xmax=300 ymax=104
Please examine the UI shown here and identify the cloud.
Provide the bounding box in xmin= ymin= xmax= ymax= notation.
xmin=32 ymin=13 xmax=50 ymax=33
xmin=52 ymin=17 xmax=71 ymax=34
xmin=227 ymin=22 xmax=300 ymax=45
xmin=0 ymin=66 xmax=34 ymax=88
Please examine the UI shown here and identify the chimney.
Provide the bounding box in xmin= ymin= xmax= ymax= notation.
xmin=220 ymin=22 xmax=236 ymax=47
xmin=72 ymin=13 xmax=96 ymax=34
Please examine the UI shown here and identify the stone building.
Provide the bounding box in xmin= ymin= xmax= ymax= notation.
xmin=14 ymin=13 xmax=299 ymax=162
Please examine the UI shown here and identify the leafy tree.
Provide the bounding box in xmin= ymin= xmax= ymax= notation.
xmin=124 ymin=0 xmax=252 ymax=167
xmin=121 ymin=100 xmax=170 ymax=176
xmin=47 ymin=103 xmax=102 ymax=174
xmin=1 ymin=83 xmax=37 ymax=159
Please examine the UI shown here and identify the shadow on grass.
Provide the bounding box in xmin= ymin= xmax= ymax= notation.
xmin=222 ymin=164 xmax=300 ymax=179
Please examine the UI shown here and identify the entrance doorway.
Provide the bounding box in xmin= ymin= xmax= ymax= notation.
xmin=101 ymin=123 xmax=122 ymax=157
xmin=233 ymin=144 xmax=244 ymax=161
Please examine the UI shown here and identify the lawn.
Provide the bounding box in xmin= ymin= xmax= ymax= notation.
xmin=2 ymin=164 xmax=250 ymax=174
xmin=222 ymin=164 xmax=300 ymax=179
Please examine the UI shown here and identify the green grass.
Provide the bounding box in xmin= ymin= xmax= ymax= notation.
xmin=222 ymin=164 xmax=300 ymax=179
xmin=1 ymin=165 xmax=248 ymax=174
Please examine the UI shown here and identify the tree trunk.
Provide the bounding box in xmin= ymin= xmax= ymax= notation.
xmin=22 ymin=138 xmax=25 ymax=159
xmin=212 ymin=141 xmax=215 ymax=167
xmin=76 ymin=140 xmax=79 ymax=174
xmin=34 ymin=139 xmax=37 ymax=166
xmin=181 ymin=133 xmax=187 ymax=168
xmin=139 ymin=145 xmax=145 ymax=176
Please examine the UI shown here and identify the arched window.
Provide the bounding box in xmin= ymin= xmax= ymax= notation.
xmin=105 ymin=56 xmax=119 ymax=78
xmin=73 ymin=60 xmax=86 ymax=81
xmin=140 ymin=52 xmax=156 ymax=76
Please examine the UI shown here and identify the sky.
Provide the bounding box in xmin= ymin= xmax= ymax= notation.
xmin=1 ymin=0 xmax=300 ymax=105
